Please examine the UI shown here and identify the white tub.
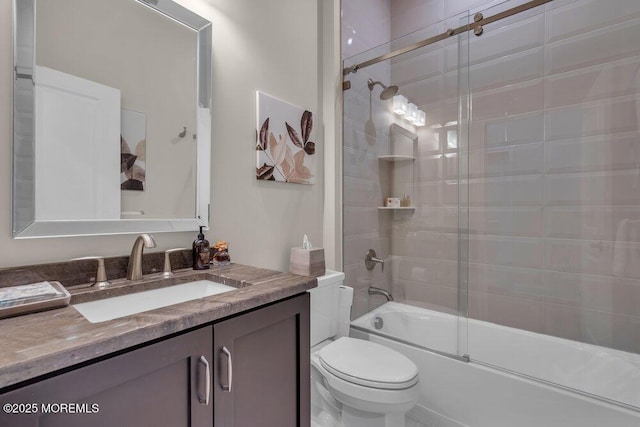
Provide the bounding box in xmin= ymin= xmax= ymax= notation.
xmin=351 ymin=302 xmax=640 ymax=427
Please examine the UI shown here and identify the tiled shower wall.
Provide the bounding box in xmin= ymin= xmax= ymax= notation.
xmin=344 ymin=0 xmax=640 ymax=353
xmin=342 ymin=0 xmax=394 ymax=318
xmin=466 ymin=0 xmax=640 ymax=353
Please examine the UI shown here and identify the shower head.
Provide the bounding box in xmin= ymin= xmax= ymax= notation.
xmin=367 ymin=78 xmax=399 ymax=100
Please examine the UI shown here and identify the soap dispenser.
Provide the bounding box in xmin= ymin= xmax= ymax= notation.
xmin=192 ymin=226 xmax=210 ymax=270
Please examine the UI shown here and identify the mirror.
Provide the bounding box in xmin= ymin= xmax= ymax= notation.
xmin=12 ymin=0 xmax=212 ymax=238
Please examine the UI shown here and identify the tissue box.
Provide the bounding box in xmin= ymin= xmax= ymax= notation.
xmin=289 ymin=247 xmax=325 ymax=277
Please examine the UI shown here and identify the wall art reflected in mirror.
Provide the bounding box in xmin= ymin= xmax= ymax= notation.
xmin=13 ymin=0 xmax=212 ymax=238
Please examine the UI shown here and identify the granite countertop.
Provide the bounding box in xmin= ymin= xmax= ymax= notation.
xmin=0 ymin=263 xmax=316 ymax=390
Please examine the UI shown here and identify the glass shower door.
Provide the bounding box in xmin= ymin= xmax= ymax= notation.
xmin=465 ymin=0 xmax=640 ymax=409
xmin=342 ymin=11 xmax=471 ymax=360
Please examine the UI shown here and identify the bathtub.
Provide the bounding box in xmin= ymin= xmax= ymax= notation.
xmin=350 ymin=302 xmax=640 ymax=427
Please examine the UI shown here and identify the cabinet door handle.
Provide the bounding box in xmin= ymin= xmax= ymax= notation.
xmin=221 ymin=346 xmax=233 ymax=392
xmin=198 ymin=355 xmax=211 ymax=405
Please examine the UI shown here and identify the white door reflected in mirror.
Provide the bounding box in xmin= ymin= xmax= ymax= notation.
xmin=34 ymin=66 xmax=121 ymax=221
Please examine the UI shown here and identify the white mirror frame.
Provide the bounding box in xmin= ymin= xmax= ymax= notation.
xmin=12 ymin=0 xmax=212 ymax=238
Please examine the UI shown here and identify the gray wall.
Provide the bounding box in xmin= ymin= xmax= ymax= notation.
xmin=189 ymin=0 xmax=324 ymax=271
xmin=0 ymin=0 xmax=324 ymax=272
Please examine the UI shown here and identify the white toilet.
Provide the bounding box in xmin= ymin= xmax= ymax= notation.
xmin=309 ymin=271 xmax=419 ymax=427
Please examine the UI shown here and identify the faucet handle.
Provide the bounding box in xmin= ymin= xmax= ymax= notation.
xmin=162 ymin=248 xmax=189 ymax=278
xmin=365 ymin=249 xmax=384 ymax=272
xmin=74 ymin=256 xmax=110 ymax=288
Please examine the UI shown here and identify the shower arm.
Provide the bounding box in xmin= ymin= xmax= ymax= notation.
xmin=367 ymin=79 xmax=385 ymax=91
xmin=367 ymin=78 xmax=398 ymax=100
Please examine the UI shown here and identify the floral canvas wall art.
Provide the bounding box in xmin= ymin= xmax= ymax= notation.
xmin=120 ymin=109 xmax=146 ymax=191
xmin=256 ymin=91 xmax=316 ymax=184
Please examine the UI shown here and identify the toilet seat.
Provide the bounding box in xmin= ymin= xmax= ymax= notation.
xmin=317 ymin=337 xmax=418 ymax=390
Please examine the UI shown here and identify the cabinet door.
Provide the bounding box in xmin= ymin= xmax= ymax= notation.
xmin=214 ymin=293 xmax=310 ymax=427
xmin=0 ymin=326 xmax=213 ymax=427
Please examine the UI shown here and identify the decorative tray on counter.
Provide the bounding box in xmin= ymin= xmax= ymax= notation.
xmin=0 ymin=281 xmax=71 ymax=319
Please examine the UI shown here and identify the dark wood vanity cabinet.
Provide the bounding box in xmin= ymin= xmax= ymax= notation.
xmin=213 ymin=293 xmax=310 ymax=427
xmin=0 ymin=293 xmax=310 ymax=427
xmin=0 ymin=326 xmax=213 ymax=427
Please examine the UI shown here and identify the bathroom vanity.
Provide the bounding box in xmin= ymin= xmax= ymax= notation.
xmin=0 ymin=264 xmax=313 ymax=427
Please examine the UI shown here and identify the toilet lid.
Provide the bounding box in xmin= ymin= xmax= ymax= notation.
xmin=318 ymin=337 xmax=418 ymax=390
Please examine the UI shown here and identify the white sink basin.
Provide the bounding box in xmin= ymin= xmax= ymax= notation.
xmin=73 ymin=280 xmax=236 ymax=323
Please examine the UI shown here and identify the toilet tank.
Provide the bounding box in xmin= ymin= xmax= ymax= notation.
xmin=308 ymin=270 xmax=345 ymax=346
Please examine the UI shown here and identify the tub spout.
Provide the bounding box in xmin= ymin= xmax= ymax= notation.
xmin=368 ymin=286 xmax=393 ymax=302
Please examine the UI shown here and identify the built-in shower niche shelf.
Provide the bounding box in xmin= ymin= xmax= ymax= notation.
xmin=378 ymin=207 xmax=415 ymax=211
xmin=377 ymin=155 xmax=415 ymax=162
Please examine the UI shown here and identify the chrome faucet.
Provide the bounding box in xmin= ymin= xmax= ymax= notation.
xmin=368 ymin=287 xmax=394 ymax=302
xmin=365 ymin=249 xmax=384 ymax=272
xmin=126 ymin=234 xmax=157 ymax=281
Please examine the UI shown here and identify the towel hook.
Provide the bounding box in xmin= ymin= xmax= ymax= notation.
xmin=178 ymin=127 xmax=187 ymax=138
